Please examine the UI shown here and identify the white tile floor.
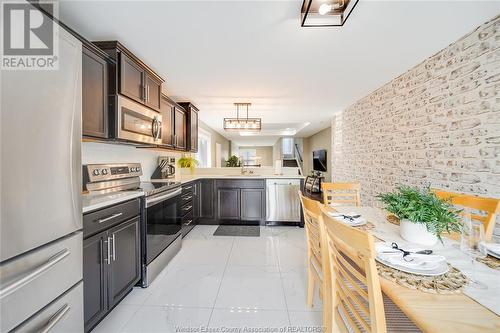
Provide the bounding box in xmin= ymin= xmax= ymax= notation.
xmin=92 ymin=225 xmax=323 ymax=333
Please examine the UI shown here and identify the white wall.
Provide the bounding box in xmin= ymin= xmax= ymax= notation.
xmin=82 ymin=142 xmax=181 ymax=181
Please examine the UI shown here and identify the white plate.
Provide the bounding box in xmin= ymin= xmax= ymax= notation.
xmin=327 ymin=212 xmax=367 ymax=227
xmin=376 ymin=255 xmax=449 ymax=276
xmin=487 ymin=250 xmax=500 ymax=260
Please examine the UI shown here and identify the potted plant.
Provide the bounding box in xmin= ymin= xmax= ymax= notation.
xmin=178 ymin=155 xmax=199 ymax=174
xmin=377 ymin=185 xmax=461 ymax=245
xmin=225 ymin=155 xmax=241 ymax=167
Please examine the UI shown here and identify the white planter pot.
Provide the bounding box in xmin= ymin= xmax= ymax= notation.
xmin=399 ymin=219 xmax=438 ymax=246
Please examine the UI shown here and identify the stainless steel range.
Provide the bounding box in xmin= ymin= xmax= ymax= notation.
xmin=84 ymin=163 xmax=182 ymax=288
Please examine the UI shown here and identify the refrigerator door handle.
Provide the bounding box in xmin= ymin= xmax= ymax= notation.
xmin=0 ymin=249 xmax=71 ymax=300
xmin=39 ymin=303 xmax=71 ymax=333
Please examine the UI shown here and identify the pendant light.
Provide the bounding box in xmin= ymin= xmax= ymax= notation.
xmin=223 ymin=103 xmax=262 ymax=132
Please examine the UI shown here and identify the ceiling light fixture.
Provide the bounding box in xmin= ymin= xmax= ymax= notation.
xmin=224 ymin=103 xmax=262 ymax=132
xmin=318 ymin=3 xmax=332 ymax=15
xmin=301 ymin=0 xmax=359 ymax=27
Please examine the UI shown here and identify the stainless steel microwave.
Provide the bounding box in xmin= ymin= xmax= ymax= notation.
xmin=115 ymin=95 xmax=162 ymax=144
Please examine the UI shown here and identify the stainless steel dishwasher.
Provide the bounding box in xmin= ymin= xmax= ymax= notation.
xmin=266 ymin=179 xmax=301 ymax=223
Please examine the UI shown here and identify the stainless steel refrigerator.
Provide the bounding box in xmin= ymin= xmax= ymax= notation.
xmin=0 ymin=4 xmax=84 ymax=332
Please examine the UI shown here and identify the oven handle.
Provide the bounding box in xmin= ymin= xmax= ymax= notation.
xmin=145 ymin=187 xmax=182 ymax=208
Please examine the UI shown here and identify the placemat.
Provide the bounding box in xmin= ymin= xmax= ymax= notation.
xmin=376 ymin=262 xmax=468 ymax=294
xmin=476 ymin=255 xmax=500 ymax=270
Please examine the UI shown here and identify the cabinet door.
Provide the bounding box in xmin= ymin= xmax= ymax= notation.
xmin=190 ymin=108 xmax=198 ymax=152
xmin=108 ymin=218 xmax=141 ymax=308
xmin=120 ymin=53 xmax=144 ymax=104
xmin=160 ymin=97 xmax=174 ymax=147
xmin=240 ymin=189 xmax=265 ymax=221
xmin=217 ymin=189 xmax=240 ymax=220
xmin=174 ymin=107 xmax=187 ymax=150
xmin=82 ymin=45 xmax=108 ymax=138
xmin=199 ymin=179 xmax=215 ymax=220
xmin=83 ymin=231 xmax=108 ymax=331
xmin=144 ymin=73 xmax=161 ymax=111
xmin=193 ymin=181 xmax=200 ymax=222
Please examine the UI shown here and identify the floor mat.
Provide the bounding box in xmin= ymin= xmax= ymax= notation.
xmin=213 ymin=225 xmax=261 ymax=237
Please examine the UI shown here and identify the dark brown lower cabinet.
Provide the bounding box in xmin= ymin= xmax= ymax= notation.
xmin=215 ymin=180 xmax=266 ymax=224
xmin=240 ymin=188 xmax=265 ymax=222
xmin=217 ymin=188 xmax=240 ymax=220
xmin=199 ymin=179 xmax=215 ymax=221
xmin=108 ymin=218 xmax=141 ymax=308
xmin=83 ymin=231 xmax=108 ymax=331
xmin=83 ymin=217 xmax=140 ymax=332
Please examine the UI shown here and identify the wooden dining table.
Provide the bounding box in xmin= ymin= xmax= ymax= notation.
xmin=328 ymin=206 xmax=500 ymax=333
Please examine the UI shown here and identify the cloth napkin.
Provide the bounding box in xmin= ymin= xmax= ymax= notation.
xmin=375 ymin=243 xmax=446 ymax=271
xmin=327 ymin=211 xmax=366 ymax=225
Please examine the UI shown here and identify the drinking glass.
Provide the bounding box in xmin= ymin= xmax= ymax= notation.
xmin=460 ymin=209 xmax=488 ymax=289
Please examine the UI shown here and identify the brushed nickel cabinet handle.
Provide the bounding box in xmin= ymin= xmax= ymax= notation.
xmin=105 ymin=238 xmax=111 ymax=265
xmin=97 ymin=212 xmax=123 ymax=224
xmin=40 ymin=304 xmax=70 ymax=333
xmin=112 ymin=234 xmax=116 ymax=261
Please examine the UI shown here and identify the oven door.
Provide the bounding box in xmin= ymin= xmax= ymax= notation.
xmin=117 ymin=96 xmax=162 ymax=144
xmin=144 ymin=187 xmax=182 ymax=265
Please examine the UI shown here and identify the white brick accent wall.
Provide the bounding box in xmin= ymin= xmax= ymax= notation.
xmin=331 ymin=15 xmax=500 ymax=236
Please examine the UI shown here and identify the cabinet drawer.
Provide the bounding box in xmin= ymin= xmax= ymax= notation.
xmin=181 ymin=183 xmax=194 ymax=195
xmin=83 ymin=198 xmax=140 ymax=238
xmin=181 ymin=192 xmax=194 ymax=206
xmin=12 ymin=282 xmax=83 ymax=333
xmin=216 ymin=179 xmax=265 ymax=189
xmin=181 ymin=202 xmax=193 ymax=217
xmin=0 ymin=232 xmax=83 ymax=332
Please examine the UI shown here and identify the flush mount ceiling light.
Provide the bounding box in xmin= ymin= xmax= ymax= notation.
xmin=224 ymin=103 xmax=262 ymax=132
xmin=301 ymin=0 xmax=359 ymax=27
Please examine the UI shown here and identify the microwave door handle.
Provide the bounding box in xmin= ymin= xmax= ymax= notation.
xmin=151 ymin=118 xmax=159 ymax=139
xmin=156 ymin=119 xmax=162 ymax=140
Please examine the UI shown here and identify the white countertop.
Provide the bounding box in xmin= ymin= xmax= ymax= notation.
xmin=151 ymin=174 xmax=305 ymax=184
xmin=82 ymin=190 xmax=144 ymax=213
xmin=82 ymin=174 xmax=304 ymax=213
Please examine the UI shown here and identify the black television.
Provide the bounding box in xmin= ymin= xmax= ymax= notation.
xmin=313 ymin=149 xmax=327 ymax=172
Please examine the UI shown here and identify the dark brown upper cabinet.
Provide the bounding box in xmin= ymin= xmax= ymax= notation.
xmin=93 ymin=41 xmax=164 ymax=113
xmin=174 ymin=106 xmax=187 ymax=150
xmin=160 ymin=95 xmax=188 ymax=151
xmin=144 ymin=73 xmax=162 ymax=111
xmin=120 ymin=53 xmax=144 ymax=104
xmin=160 ymin=95 xmax=175 ymax=148
xmin=179 ymin=102 xmax=199 ymax=153
xmin=82 ymin=42 xmax=113 ymax=139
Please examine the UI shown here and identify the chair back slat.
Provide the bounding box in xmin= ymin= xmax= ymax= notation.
xmin=433 ymin=189 xmax=500 ymax=241
xmin=323 ymin=182 xmax=361 ymax=207
xmin=320 ymin=205 xmax=387 ymax=333
xmin=299 ymin=192 xmax=323 ymax=270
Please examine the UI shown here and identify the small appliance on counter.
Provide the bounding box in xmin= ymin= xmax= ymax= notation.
xmin=151 ymin=156 xmax=176 ymax=179
xmin=83 ymin=163 xmax=182 ymax=290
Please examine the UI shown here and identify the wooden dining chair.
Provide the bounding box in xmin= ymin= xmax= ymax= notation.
xmin=322 ymin=182 xmax=361 ymax=207
xmin=433 ymin=189 xmax=500 ymax=241
xmin=298 ymin=191 xmax=323 ymax=307
xmin=298 ymin=191 xmax=334 ymax=331
xmin=319 ymin=205 xmax=422 ymax=333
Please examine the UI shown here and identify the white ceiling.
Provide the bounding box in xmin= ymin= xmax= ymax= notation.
xmin=59 ymin=0 xmax=500 ymax=146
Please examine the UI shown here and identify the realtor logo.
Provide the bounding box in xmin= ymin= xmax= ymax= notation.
xmin=1 ymin=0 xmax=58 ymax=70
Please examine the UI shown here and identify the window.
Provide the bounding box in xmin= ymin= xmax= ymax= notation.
xmin=239 ymin=148 xmax=257 ymax=166
xmin=195 ymin=128 xmax=211 ymax=167
xmin=282 ymin=137 xmax=294 ymax=157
